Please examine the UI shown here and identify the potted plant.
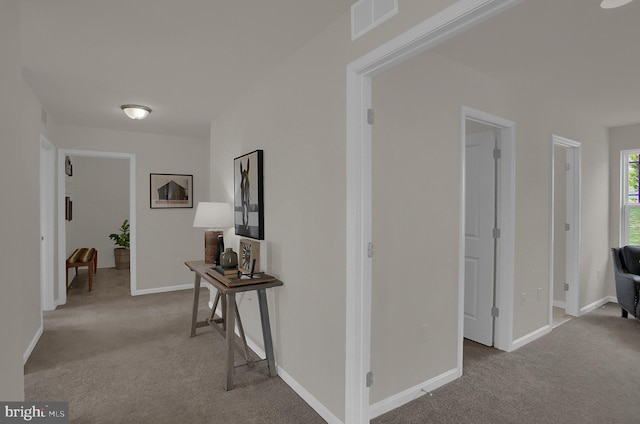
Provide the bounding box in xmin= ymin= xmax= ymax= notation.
xmin=109 ymin=219 xmax=130 ymax=270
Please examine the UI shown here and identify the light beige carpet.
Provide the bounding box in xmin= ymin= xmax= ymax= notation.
xmin=26 ymin=269 xmax=640 ymax=423
xmin=25 ymin=268 xmax=325 ymax=424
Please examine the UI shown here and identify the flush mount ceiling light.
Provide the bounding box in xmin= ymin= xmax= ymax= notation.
xmin=121 ymin=104 xmax=152 ymax=120
xmin=600 ymin=0 xmax=635 ymax=9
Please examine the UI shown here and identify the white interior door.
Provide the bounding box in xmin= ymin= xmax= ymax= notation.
xmin=464 ymin=129 xmax=496 ymax=346
xmin=552 ymin=146 xmax=567 ymax=310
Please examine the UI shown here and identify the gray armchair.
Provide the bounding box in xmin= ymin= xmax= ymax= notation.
xmin=611 ymin=246 xmax=640 ymax=318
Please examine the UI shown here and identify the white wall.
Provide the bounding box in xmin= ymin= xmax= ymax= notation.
xmin=208 ymin=2 xmax=462 ymax=420
xmin=370 ymin=48 xmax=611 ymax=401
xmin=66 ymin=156 xmax=129 ymax=268
xmin=0 ymin=0 xmax=26 ymax=400
xmin=53 ymin=124 xmax=208 ymax=292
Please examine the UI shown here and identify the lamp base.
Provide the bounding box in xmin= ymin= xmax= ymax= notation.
xmin=204 ymin=229 xmax=223 ymax=264
xmin=216 ymin=235 xmax=225 ymax=265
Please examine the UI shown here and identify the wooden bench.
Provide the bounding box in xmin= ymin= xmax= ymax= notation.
xmin=66 ymin=248 xmax=98 ymax=292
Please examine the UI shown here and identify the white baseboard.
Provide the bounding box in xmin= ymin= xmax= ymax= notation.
xmin=23 ymin=322 xmax=43 ymax=365
xmin=132 ymin=283 xmax=192 ymax=296
xmin=580 ymin=295 xmax=617 ymax=315
xmin=369 ymin=367 xmax=460 ymax=419
xmin=510 ymin=324 xmax=552 ymax=351
xmin=213 ymin=301 xmax=343 ymax=424
xmin=509 ymin=295 xmax=618 ymax=352
xmin=276 ymin=364 xmax=343 ymax=424
xmin=241 ymin=332 xmax=342 ymax=424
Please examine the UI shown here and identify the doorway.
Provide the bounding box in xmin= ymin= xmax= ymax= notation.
xmin=464 ymin=123 xmax=498 ymax=346
xmin=550 ymin=136 xmax=581 ymax=322
xmin=345 ymin=2 xmax=523 ymax=422
xmin=56 ymin=149 xmax=136 ymax=305
xmin=461 ymin=108 xmax=516 ymax=355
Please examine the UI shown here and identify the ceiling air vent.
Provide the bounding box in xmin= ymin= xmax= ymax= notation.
xmin=351 ymin=0 xmax=398 ymax=41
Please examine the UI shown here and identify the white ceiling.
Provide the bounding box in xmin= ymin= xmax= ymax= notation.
xmin=20 ymin=0 xmax=640 ymax=140
xmin=20 ymin=0 xmax=355 ymax=139
xmin=433 ymin=0 xmax=640 ymax=129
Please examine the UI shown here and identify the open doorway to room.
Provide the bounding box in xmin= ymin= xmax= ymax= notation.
xmin=56 ymin=150 xmax=136 ymax=306
xmin=462 ymin=109 xmax=516 ymax=354
xmin=551 ymin=136 xmax=581 ymax=325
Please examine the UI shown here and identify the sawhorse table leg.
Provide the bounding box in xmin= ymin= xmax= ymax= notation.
xmin=257 ymin=288 xmax=277 ymax=377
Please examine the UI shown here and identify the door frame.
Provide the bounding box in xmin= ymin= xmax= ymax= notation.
xmin=56 ymin=149 xmax=136 ymax=305
xmin=40 ymin=135 xmax=56 ymax=311
xmin=549 ymin=135 xmax=581 ymax=319
xmin=345 ymin=1 xmax=523 ymax=422
xmin=461 ymin=108 xmax=516 ymax=360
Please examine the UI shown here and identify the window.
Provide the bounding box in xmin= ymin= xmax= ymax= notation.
xmin=622 ymin=150 xmax=640 ymax=245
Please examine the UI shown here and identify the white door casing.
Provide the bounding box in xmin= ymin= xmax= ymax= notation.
xmin=57 ymin=149 xmax=137 ymax=305
xmin=346 ymin=1 xmax=523 ymax=422
xmin=40 ymin=135 xmax=56 ymax=311
xmin=550 ymin=135 xmax=581 ymax=319
xmin=464 ymin=130 xmax=496 ymax=346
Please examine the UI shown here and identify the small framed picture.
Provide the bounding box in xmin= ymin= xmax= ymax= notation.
xmin=65 ymin=196 xmax=72 ymax=221
xmin=65 ymin=156 xmax=73 ymax=176
xmin=150 ymin=173 xmax=193 ymax=209
xmin=238 ymin=238 xmax=260 ymax=275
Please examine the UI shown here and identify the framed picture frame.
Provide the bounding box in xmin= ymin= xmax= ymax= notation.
xmin=65 ymin=156 xmax=73 ymax=176
xmin=150 ymin=173 xmax=193 ymax=209
xmin=65 ymin=196 xmax=72 ymax=221
xmin=234 ymin=150 xmax=264 ymax=239
xmin=238 ymin=238 xmax=260 ymax=275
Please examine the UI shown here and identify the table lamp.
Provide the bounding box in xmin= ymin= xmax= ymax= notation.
xmin=193 ymin=202 xmax=233 ymax=264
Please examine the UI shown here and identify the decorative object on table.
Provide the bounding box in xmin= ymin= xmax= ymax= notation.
xmin=65 ymin=196 xmax=72 ymax=221
xmin=215 ymin=265 xmax=239 ymax=279
xmin=150 ymin=173 xmax=193 ymax=209
xmin=220 ymin=248 xmax=238 ymax=268
xmin=238 ymin=238 xmax=260 ymax=276
xmin=193 ymin=202 xmax=233 ymax=264
xmin=234 ymin=150 xmax=264 ymax=239
xmin=108 ymin=219 xmax=130 ymax=270
xmin=65 ymin=156 xmax=73 ymax=176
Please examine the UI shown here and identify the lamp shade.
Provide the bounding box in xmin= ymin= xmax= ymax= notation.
xmin=193 ymin=202 xmax=233 ymax=229
xmin=121 ymin=104 xmax=152 ymax=120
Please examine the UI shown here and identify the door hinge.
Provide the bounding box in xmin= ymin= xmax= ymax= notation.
xmin=564 ymin=283 xmax=569 ymax=292
xmin=565 ymin=162 xmax=571 ymax=171
xmin=367 ymin=242 xmax=374 ymax=258
xmin=367 ymin=109 xmax=375 ymax=125
xmin=491 ymin=306 xmax=499 ymax=318
xmin=366 ymin=371 xmax=374 ymax=387
xmin=565 ymin=223 xmax=570 ymax=231
xmin=492 ymin=228 xmax=501 ymax=239
xmin=493 ymin=148 xmax=501 ymax=159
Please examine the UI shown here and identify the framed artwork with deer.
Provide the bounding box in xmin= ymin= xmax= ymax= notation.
xmin=234 ymin=149 xmax=264 ymax=239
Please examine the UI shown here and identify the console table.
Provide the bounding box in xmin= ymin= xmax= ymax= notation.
xmin=185 ymin=260 xmax=283 ymax=390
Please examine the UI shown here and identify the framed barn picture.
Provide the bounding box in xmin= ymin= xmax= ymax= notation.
xmin=150 ymin=173 xmax=193 ymax=209
xmin=234 ymin=150 xmax=264 ymax=239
